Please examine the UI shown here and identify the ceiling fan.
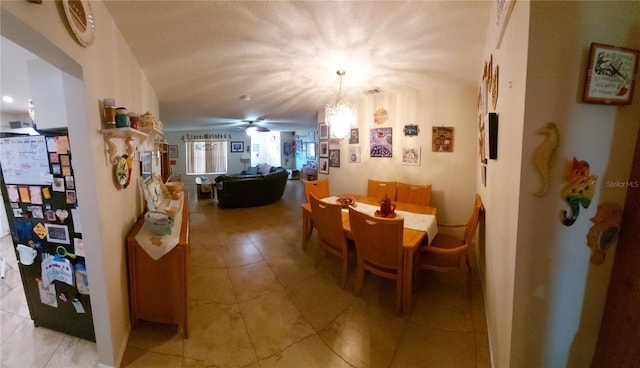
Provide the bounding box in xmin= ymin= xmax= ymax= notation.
xmin=240 ymin=118 xmax=270 ymax=134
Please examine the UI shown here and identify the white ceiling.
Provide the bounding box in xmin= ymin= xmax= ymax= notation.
xmin=2 ymin=1 xmax=492 ymax=133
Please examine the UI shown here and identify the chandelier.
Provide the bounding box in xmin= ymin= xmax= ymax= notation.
xmin=325 ymin=70 xmax=356 ymax=139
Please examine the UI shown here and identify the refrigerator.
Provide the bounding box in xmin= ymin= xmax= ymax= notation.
xmin=0 ymin=131 xmax=94 ymax=341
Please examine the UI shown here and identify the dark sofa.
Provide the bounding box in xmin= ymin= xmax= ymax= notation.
xmin=215 ymin=167 xmax=288 ymax=208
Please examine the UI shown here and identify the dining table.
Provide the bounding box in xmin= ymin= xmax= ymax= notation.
xmin=301 ymin=194 xmax=438 ymax=313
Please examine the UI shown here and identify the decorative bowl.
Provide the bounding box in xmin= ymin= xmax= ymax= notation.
xmin=144 ymin=211 xmax=174 ymax=235
xmin=336 ymin=197 xmax=355 ymax=208
xmin=164 ymin=205 xmax=179 ymax=217
xmin=165 ymin=181 xmax=184 ymax=193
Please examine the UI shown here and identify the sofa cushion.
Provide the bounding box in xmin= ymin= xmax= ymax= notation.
xmin=246 ymin=166 xmax=258 ymax=175
xmin=257 ymin=163 xmax=272 ymax=175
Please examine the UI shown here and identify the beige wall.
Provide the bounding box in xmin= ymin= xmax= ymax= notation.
xmin=321 ymin=86 xmax=479 ymax=224
xmin=480 ymin=1 xmax=640 ymax=367
xmin=1 ymin=1 xmax=159 ymax=366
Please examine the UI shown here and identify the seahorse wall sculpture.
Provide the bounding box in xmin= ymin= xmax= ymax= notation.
xmin=561 ymin=157 xmax=598 ymax=226
xmin=586 ymin=202 xmax=621 ymax=265
xmin=532 ymin=122 xmax=559 ymax=196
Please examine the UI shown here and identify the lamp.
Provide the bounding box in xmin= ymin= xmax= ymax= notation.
xmin=325 ymin=69 xmax=356 ymax=139
xmin=240 ymin=150 xmax=251 ymax=170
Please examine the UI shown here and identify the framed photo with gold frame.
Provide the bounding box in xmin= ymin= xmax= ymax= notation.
xmin=583 ymin=42 xmax=639 ymax=105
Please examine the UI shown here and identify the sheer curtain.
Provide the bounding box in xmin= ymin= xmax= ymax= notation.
xmin=186 ymin=141 xmax=227 ymax=174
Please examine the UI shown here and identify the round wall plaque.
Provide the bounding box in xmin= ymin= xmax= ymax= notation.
xmin=62 ymin=0 xmax=95 ymax=47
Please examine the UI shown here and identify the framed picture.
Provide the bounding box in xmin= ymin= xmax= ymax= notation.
xmin=403 ymin=125 xmax=419 ymax=136
xmin=432 ymin=126 xmax=454 ymax=152
xmin=318 ymin=158 xmax=329 ymax=174
xmin=370 ymin=128 xmax=392 ymax=158
xmin=319 ymin=123 xmax=329 ymax=140
xmin=319 ymin=141 xmax=329 ymax=157
xmin=348 ymin=146 xmax=361 ymax=163
xmin=329 ymin=149 xmax=340 ymax=167
xmin=169 ymin=145 xmax=178 ymax=158
xmin=307 ymin=142 xmax=317 ymax=159
xmin=141 ymin=151 xmax=152 ymax=181
xmin=401 ymin=147 xmax=421 ymax=165
xmin=349 ymin=128 xmax=359 ymax=144
xmin=45 ymin=223 xmax=70 ymax=245
xmin=231 ymin=141 xmax=244 ymax=153
xmin=583 ymin=43 xmax=639 ymax=105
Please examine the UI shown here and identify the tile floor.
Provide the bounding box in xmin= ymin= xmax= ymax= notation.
xmin=0 ymin=181 xmax=490 ymax=367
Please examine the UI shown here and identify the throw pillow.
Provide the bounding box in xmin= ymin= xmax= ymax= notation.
xmin=246 ymin=166 xmax=258 ymax=175
xmin=258 ymin=164 xmax=272 ymax=175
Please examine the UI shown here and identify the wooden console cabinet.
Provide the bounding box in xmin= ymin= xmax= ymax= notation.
xmin=126 ymin=193 xmax=190 ymax=337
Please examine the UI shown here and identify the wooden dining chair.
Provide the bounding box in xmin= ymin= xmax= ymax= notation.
xmin=303 ymin=178 xmax=330 ymax=203
xmin=348 ymin=207 xmax=405 ymax=313
xmin=396 ymin=182 xmax=432 ymax=206
xmin=309 ymin=193 xmax=353 ymax=288
xmin=417 ymin=194 xmax=483 ymax=299
xmin=302 ymin=179 xmax=330 ymax=250
xmin=367 ymin=179 xmax=397 ymax=201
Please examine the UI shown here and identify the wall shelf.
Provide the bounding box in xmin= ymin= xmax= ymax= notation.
xmin=100 ymin=127 xmax=148 ymax=164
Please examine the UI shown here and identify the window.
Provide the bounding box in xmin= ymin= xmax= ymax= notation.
xmin=185 ymin=140 xmax=227 ymax=175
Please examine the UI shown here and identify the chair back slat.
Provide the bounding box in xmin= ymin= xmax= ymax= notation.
xmin=304 ymin=179 xmax=330 ymax=203
xmin=396 ymin=182 xmax=432 ymax=206
xmin=309 ymin=193 xmax=347 ymax=252
xmin=349 ymin=208 xmax=404 ymax=270
xmin=367 ymin=180 xmax=397 ymax=201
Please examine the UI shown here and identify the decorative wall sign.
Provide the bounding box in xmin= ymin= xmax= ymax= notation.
xmin=561 ymin=157 xmax=597 ymax=226
xmin=532 ymin=122 xmax=559 ymax=197
xmin=586 ymin=202 xmax=621 ymax=265
xmin=403 ymin=125 xmax=419 ymax=136
xmin=401 ymin=147 xmax=421 ymax=165
xmin=432 ymin=127 xmax=454 ymax=152
xmin=583 ymin=43 xmax=639 ymax=105
xmin=370 ymin=128 xmax=392 ymax=157
xmin=329 ymin=150 xmax=340 ymax=167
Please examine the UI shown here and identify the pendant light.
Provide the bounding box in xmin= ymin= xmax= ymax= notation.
xmin=325 ymin=70 xmax=356 ymax=139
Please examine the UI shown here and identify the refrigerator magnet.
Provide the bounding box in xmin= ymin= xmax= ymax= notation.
xmin=18 ymin=185 xmax=30 ymax=203
xmin=52 ymin=178 xmax=65 ymax=192
xmin=29 ymin=186 xmax=43 ymax=204
xmin=6 ymin=185 xmax=19 ymax=202
xmin=42 ymin=187 xmax=51 ymax=200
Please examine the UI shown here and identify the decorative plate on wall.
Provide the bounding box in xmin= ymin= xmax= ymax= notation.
xmin=114 ymin=154 xmax=132 ymax=189
xmin=62 ymin=0 xmax=95 ymax=47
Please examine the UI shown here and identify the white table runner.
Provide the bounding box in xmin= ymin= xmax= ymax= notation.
xmin=323 ymin=196 xmax=438 ymax=244
xmin=134 ymin=195 xmax=184 ymax=260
